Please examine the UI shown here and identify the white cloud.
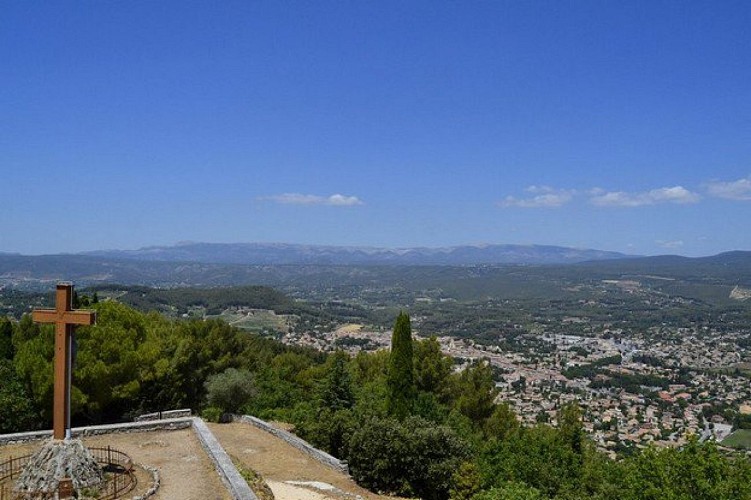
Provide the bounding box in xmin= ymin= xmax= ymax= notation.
xmin=263 ymin=193 xmax=363 ymax=206
xmin=499 ymin=186 xmax=574 ymax=208
xmin=656 ymin=240 xmax=684 ymax=249
xmin=326 ymin=194 xmax=364 ymax=206
xmin=590 ymin=186 xmax=701 ymax=207
xmin=501 ymin=184 xmax=706 ymax=209
xmin=706 ymin=176 xmax=751 ymax=201
xmin=524 ymin=185 xmax=558 ymax=194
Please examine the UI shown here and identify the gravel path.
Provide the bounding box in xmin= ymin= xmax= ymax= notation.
xmin=267 ymin=480 xmax=330 ymax=500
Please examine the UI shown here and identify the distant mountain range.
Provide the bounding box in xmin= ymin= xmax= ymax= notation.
xmin=83 ymin=242 xmax=631 ymax=266
xmin=1 ymin=244 xmax=750 ymax=294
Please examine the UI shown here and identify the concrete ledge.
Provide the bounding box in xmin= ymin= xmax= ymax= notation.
xmin=76 ymin=418 xmax=193 ymax=437
xmin=0 ymin=418 xmax=193 ymax=446
xmin=0 ymin=429 xmax=50 ymax=446
xmin=134 ymin=409 xmax=192 ymax=422
xmin=192 ymin=418 xmax=257 ymax=500
xmin=234 ymin=414 xmax=349 ymax=475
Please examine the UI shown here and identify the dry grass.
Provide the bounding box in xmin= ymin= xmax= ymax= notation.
xmin=209 ymin=421 xmax=398 ymax=500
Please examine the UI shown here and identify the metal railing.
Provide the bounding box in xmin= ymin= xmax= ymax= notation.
xmin=0 ymin=446 xmax=136 ymax=500
xmin=0 ymin=455 xmax=32 ymax=500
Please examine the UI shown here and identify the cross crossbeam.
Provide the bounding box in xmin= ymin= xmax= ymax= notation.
xmin=32 ymin=283 xmax=95 ymax=440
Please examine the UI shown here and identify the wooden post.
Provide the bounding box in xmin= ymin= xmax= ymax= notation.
xmin=58 ymin=478 xmax=74 ymax=498
xmin=32 ymin=283 xmax=96 ymax=440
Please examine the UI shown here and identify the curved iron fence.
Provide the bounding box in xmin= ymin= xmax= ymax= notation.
xmin=0 ymin=446 xmax=136 ymax=500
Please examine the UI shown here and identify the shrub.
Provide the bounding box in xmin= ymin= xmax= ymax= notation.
xmin=204 ymin=368 xmax=257 ymax=414
xmin=202 ymin=406 xmax=222 ymax=423
xmin=449 ymin=461 xmax=482 ymax=500
xmin=472 ymin=482 xmax=543 ymax=500
xmin=347 ymin=416 xmax=470 ymax=500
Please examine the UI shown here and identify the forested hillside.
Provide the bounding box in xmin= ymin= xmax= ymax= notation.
xmin=4 ymin=252 xmax=751 ymax=303
xmin=91 ymin=285 xmax=295 ymax=315
xmin=2 ymin=302 xmax=750 ymax=499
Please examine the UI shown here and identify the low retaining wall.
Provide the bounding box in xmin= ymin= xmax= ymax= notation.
xmin=234 ymin=415 xmax=350 ymax=475
xmin=134 ymin=409 xmax=193 ymax=422
xmin=0 ymin=418 xmax=193 ymax=446
xmin=193 ymin=418 xmax=258 ymax=500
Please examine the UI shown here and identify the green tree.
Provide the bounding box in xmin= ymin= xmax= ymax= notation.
xmin=485 ymin=402 xmax=520 ymax=440
xmin=204 ymin=367 xmax=258 ymax=414
xmin=414 ymin=336 xmax=453 ymax=399
xmin=308 ymin=407 xmax=354 ymax=459
xmin=318 ymin=351 xmax=354 ymax=412
xmin=558 ymin=401 xmax=585 ymax=456
xmin=75 ymin=301 xmax=148 ymax=421
xmin=617 ymin=437 xmax=751 ymax=500
xmin=12 ymin=314 xmax=39 ymax=349
xmin=347 ymin=416 xmax=470 ymax=500
xmin=13 ymin=323 xmax=55 ymax=423
xmin=169 ymin=318 xmax=245 ymax=410
xmin=450 ymin=461 xmax=483 ymax=500
xmin=454 ymin=360 xmax=498 ymax=427
xmin=387 ymin=312 xmax=415 ymax=420
xmin=346 ymin=417 xmax=412 ymax=494
xmin=480 ymin=425 xmax=587 ymax=498
xmin=132 ymin=311 xmax=182 ymax=413
xmin=413 ymin=391 xmax=449 ymax=423
xmin=0 ymin=359 xmax=40 ymax=432
xmin=351 ymin=348 xmax=389 ymax=386
xmin=249 ymin=366 xmax=306 ymax=417
xmin=73 ymin=290 xmax=93 ymax=308
xmin=303 ymin=350 xmax=357 ymax=457
xmin=351 ymin=349 xmax=390 ymax=419
xmin=472 ymin=482 xmax=543 ymax=500
xmin=0 ymin=317 xmax=13 ymax=359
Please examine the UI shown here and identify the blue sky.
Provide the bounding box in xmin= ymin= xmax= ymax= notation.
xmin=1 ymin=1 xmax=750 ymax=256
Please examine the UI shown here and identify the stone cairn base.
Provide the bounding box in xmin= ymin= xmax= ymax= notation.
xmin=13 ymin=439 xmax=104 ymax=498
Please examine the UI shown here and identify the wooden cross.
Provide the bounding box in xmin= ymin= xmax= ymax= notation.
xmin=32 ymin=283 xmax=96 ymax=440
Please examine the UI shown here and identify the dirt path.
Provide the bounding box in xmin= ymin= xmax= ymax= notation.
xmin=209 ymin=422 xmax=391 ymax=500
xmin=0 ymin=430 xmax=229 ymax=500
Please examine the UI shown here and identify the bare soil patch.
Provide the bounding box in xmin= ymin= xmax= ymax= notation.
xmin=209 ymin=421 xmax=396 ymax=500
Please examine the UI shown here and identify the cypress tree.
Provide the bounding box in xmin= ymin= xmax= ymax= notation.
xmin=387 ymin=312 xmax=415 ymax=419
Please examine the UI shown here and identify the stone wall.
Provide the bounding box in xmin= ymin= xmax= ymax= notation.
xmin=134 ymin=409 xmax=193 ymax=422
xmin=193 ymin=419 xmax=258 ymax=500
xmin=0 ymin=418 xmax=193 ymax=446
xmin=233 ymin=415 xmax=350 ymax=475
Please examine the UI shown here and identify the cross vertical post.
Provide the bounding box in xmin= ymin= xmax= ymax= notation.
xmin=32 ymin=283 xmax=96 ymax=440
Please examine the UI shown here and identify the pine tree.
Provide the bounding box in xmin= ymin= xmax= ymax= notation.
xmin=319 ymin=350 xmax=354 ymax=412
xmin=558 ymin=401 xmax=585 ymax=456
xmin=455 ymin=360 xmax=498 ymax=426
xmin=387 ymin=312 xmax=415 ymax=419
xmin=0 ymin=318 xmax=13 ymax=360
xmin=13 ymin=314 xmax=39 ymax=347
